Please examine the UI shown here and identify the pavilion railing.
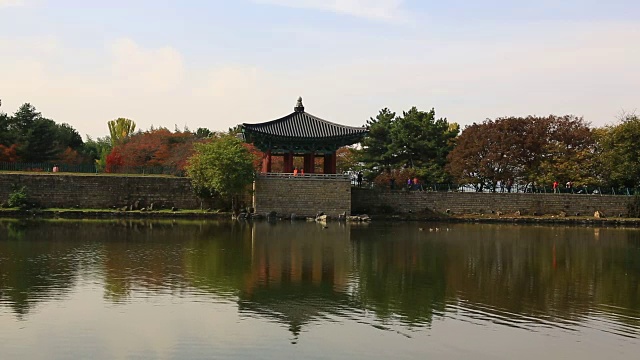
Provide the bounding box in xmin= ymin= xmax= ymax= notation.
xmin=258 ymin=173 xmax=351 ymax=180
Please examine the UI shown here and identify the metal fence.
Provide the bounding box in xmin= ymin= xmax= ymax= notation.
xmin=352 ymin=180 xmax=640 ymax=196
xmin=0 ymin=162 xmax=183 ymax=176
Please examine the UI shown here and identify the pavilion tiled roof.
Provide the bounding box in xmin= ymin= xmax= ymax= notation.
xmin=241 ymin=97 xmax=367 ymax=140
xmin=242 ymin=112 xmax=366 ymax=139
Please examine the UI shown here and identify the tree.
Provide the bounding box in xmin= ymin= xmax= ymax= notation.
xmin=105 ymin=128 xmax=199 ymax=174
xmin=447 ymin=118 xmax=544 ymax=191
xmin=55 ymin=123 xmax=83 ymax=150
xmin=82 ymin=136 xmax=112 ymax=171
xmin=359 ymin=108 xmax=396 ymax=173
xmin=195 ymin=127 xmax=213 ymax=139
xmin=108 ymin=118 xmax=136 ymax=145
xmin=533 ymin=115 xmax=596 ymax=187
xmin=0 ymin=102 xmax=87 ymax=164
xmin=358 ymin=107 xmax=459 ymax=184
xmin=21 ymin=118 xmax=60 ymax=162
xmin=0 ymin=100 xmax=12 ymax=146
xmin=389 ymin=107 xmax=459 ymax=183
xmin=597 ymin=114 xmax=640 ymax=188
xmin=446 ymin=115 xmax=596 ymax=191
xmin=0 ymin=144 xmax=19 ymax=162
xmin=336 ymin=146 xmax=360 ymax=174
xmin=186 ymin=134 xmax=257 ymax=213
xmin=9 ymin=103 xmax=40 ymax=139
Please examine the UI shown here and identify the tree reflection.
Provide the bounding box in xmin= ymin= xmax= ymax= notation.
xmin=0 ymin=220 xmax=638 ymax=338
xmin=0 ymin=221 xmax=79 ymax=318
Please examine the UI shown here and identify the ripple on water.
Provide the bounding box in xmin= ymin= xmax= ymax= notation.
xmin=443 ymin=298 xmax=640 ymax=342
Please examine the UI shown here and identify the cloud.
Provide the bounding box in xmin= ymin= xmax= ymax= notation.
xmin=110 ymin=38 xmax=185 ymax=93
xmin=0 ymin=36 xmax=293 ymax=138
xmin=254 ymin=0 xmax=409 ymax=22
xmin=0 ymin=21 xmax=639 ymax=140
xmin=0 ymin=0 xmax=25 ymax=8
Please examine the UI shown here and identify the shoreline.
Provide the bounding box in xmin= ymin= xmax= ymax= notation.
xmin=0 ymin=208 xmax=233 ymax=220
xmin=1 ymin=208 xmax=640 ymax=227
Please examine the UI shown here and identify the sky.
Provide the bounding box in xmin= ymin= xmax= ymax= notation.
xmin=0 ymin=0 xmax=639 ymax=139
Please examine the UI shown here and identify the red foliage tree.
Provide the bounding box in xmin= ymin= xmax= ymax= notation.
xmin=105 ymin=128 xmax=200 ymax=174
xmin=0 ymin=144 xmax=20 ymax=162
xmin=105 ymin=148 xmax=124 ymax=173
xmin=446 ymin=115 xmax=595 ymax=191
xmin=242 ymin=143 xmax=264 ymax=171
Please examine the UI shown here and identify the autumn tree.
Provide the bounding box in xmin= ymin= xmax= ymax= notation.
xmin=336 ymin=146 xmax=360 ymax=174
xmin=108 ymin=118 xmax=136 ymax=145
xmin=186 ymin=134 xmax=257 ymax=213
xmin=105 ymin=128 xmax=198 ymax=174
xmin=0 ymin=144 xmax=19 ymax=162
xmin=447 ymin=115 xmax=596 ymax=191
xmin=533 ymin=116 xmax=596 ymax=187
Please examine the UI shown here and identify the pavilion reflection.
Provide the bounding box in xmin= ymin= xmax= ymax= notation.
xmin=245 ymin=222 xmax=351 ymax=293
xmin=238 ymin=222 xmax=354 ymax=341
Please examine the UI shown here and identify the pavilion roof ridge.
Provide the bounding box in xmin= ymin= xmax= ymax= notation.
xmin=243 ymin=111 xmax=364 ymax=130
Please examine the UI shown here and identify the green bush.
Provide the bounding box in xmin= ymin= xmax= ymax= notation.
xmin=8 ymin=186 xmax=28 ymax=208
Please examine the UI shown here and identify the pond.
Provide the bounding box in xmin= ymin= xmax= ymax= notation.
xmin=0 ymin=220 xmax=639 ymax=359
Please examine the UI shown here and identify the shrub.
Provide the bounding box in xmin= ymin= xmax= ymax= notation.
xmin=8 ymin=185 xmax=28 ymax=208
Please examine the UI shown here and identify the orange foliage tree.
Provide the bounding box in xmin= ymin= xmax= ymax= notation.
xmin=105 ymin=129 xmax=200 ymax=174
xmin=0 ymin=144 xmax=20 ymax=162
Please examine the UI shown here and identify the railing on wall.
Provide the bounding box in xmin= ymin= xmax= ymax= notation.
xmin=0 ymin=162 xmax=184 ymax=176
xmin=258 ymin=173 xmax=351 ymax=180
xmin=0 ymin=162 xmax=97 ymax=173
xmin=353 ymin=182 xmax=640 ymax=196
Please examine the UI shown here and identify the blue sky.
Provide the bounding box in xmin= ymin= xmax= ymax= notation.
xmin=1 ymin=0 xmax=639 ymax=138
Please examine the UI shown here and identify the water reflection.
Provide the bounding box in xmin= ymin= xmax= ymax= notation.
xmin=1 ymin=220 xmax=639 ymax=342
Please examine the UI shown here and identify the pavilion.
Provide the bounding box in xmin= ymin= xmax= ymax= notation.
xmin=241 ymin=97 xmax=368 ymax=174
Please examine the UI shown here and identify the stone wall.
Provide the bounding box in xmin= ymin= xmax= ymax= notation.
xmin=352 ymin=189 xmax=632 ymax=217
xmin=3 ymin=173 xmax=630 ymax=217
xmin=254 ymin=176 xmax=351 ymax=217
xmin=0 ymin=173 xmax=200 ymax=209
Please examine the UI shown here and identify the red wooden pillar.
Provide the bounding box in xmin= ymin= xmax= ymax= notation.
xmin=323 ymin=153 xmax=337 ymax=174
xmin=303 ymin=153 xmax=315 ymax=174
xmin=283 ymin=151 xmax=294 ymax=173
xmin=261 ymin=149 xmax=272 ymax=173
